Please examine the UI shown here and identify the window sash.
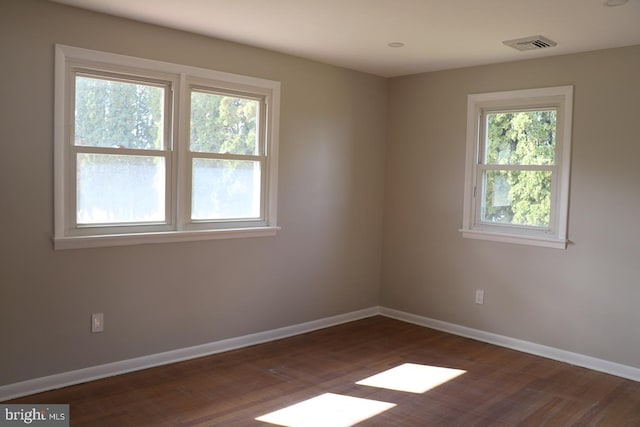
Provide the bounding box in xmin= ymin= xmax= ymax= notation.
xmin=72 ymin=69 xmax=174 ymax=152
xmin=185 ymin=85 xmax=268 ymax=227
xmin=189 ymin=86 xmax=264 ymax=156
xmin=478 ymin=108 xmax=558 ymax=167
xmin=473 ymin=155 xmax=559 ymax=234
xmin=68 ymin=68 xmax=175 ymax=234
xmin=187 ymin=153 xmax=267 ymax=225
xmin=473 ymin=165 xmax=557 ymax=232
xmin=73 ymin=150 xmax=172 ymax=227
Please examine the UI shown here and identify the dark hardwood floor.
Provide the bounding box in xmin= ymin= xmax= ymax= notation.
xmin=8 ymin=316 xmax=640 ymax=426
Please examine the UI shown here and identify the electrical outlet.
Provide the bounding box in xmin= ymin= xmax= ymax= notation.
xmin=475 ymin=289 xmax=484 ymax=305
xmin=91 ymin=313 xmax=104 ymax=333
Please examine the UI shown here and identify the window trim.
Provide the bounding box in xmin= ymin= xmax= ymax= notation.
xmin=54 ymin=45 xmax=280 ymax=250
xmin=460 ymin=86 xmax=573 ymax=249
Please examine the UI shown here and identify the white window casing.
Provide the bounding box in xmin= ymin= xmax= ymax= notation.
xmin=460 ymin=86 xmax=573 ymax=249
xmin=54 ymin=45 xmax=280 ymax=249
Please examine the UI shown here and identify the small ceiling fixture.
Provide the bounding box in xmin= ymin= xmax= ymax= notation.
xmin=387 ymin=42 xmax=405 ymax=48
xmin=503 ymin=35 xmax=557 ymax=52
xmin=604 ymin=0 xmax=629 ymax=6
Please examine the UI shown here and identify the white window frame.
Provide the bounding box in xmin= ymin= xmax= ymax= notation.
xmin=54 ymin=45 xmax=280 ymax=250
xmin=460 ymin=86 xmax=573 ymax=249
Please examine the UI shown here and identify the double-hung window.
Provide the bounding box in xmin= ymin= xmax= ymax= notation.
xmin=188 ymin=86 xmax=265 ymax=226
xmin=54 ymin=45 xmax=280 ymax=249
xmin=461 ymin=86 xmax=573 ymax=248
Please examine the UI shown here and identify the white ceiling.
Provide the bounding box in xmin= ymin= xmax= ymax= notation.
xmin=51 ymin=0 xmax=640 ymax=77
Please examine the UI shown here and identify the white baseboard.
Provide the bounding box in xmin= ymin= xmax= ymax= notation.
xmin=3 ymin=305 xmax=638 ymax=401
xmin=379 ymin=307 xmax=640 ymax=383
xmin=0 ymin=307 xmax=379 ymax=401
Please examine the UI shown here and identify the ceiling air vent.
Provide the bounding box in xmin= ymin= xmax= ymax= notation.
xmin=503 ymin=35 xmax=557 ymax=51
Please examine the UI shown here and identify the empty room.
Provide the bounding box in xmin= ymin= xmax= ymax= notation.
xmin=1 ymin=0 xmax=640 ymax=425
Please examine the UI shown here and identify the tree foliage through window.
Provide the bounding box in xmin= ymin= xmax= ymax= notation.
xmin=73 ymin=76 xmax=262 ymax=223
xmin=482 ymin=110 xmax=557 ymax=227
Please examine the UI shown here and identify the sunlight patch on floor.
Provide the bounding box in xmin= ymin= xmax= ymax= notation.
xmin=356 ymin=363 xmax=466 ymax=393
xmin=255 ymin=392 xmax=396 ymax=427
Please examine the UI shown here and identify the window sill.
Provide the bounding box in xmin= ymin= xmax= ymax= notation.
xmin=54 ymin=226 xmax=280 ymax=250
xmin=459 ymin=229 xmax=567 ymax=249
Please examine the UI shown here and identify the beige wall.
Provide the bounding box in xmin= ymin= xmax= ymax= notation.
xmin=0 ymin=0 xmax=387 ymax=385
xmin=382 ymin=45 xmax=640 ymax=368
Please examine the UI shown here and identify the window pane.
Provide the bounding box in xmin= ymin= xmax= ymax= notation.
xmin=75 ymin=76 xmax=164 ymax=150
xmin=77 ymin=154 xmax=165 ymax=224
xmin=481 ymin=170 xmax=552 ymax=227
xmin=192 ymin=159 xmax=261 ymax=220
xmin=190 ymin=91 xmax=259 ymax=155
xmin=485 ymin=110 xmax=556 ymax=165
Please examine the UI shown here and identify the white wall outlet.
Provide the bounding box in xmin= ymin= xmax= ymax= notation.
xmin=475 ymin=289 xmax=484 ymax=305
xmin=91 ymin=313 xmax=104 ymax=333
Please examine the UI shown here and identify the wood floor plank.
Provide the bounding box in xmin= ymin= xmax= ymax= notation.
xmin=6 ymin=316 xmax=640 ymax=426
